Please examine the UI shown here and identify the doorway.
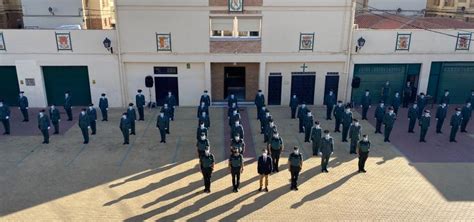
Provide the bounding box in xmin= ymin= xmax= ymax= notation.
xmin=324 ymin=74 xmax=339 ymax=105
xmin=154 ymin=77 xmax=179 ymax=106
xmin=291 ymin=73 xmax=316 ymax=105
xmin=224 ymin=67 xmax=246 ymax=100
xmin=268 ymin=74 xmax=282 ymax=105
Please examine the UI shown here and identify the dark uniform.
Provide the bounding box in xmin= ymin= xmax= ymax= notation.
xmin=228 ymin=96 xmax=238 ymax=108
xmin=310 ymin=126 xmax=322 ymax=155
xmin=288 ymin=152 xmax=303 ymax=190
xmin=382 ymin=84 xmax=390 ymax=104
xmin=229 ymin=153 xmax=244 ymax=192
xmin=357 ymin=140 xmax=371 ymax=172
xmin=227 ymin=105 xmax=237 ymax=118
xmin=136 ymin=93 xmax=146 ymax=121
xmin=99 ymin=96 xmax=109 ymax=121
xmin=18 ymin=95 xmax=29 ymax=121
xmin=349 ymin=124 xmax=361 ymax=154
xmin=197 ymin=104 xmax=209 ymax=119
xmin=0 ymin=103 xmax=11 ymax=135
xmin=374 ymin=105 xmax=385 ymax=134
xmin=341 ymin=110 xmax=353 ymax=142
xmin=230 ymin=139 xmax=245 ymax=154
xmin=199 ymin=113 xmax=211 ymax=128
xmin=196 ymin=138 xmax=210 ymax=157
xmin=157 ymin=114 xmax=169 ymax=143
xmin=200 ymin=152 xmax=215 ymax=192
xmin=161 ymin=106 xmax=172 ymax=132
xmin=127 ymin=107 xmax=137 ymax=135
xmin=439 ymin=93 xmax=450 ymax=105
xmin=333 ymin=104 xmax=344 ymax=132
xmin=450 ymin=112 xmax=463 ymax=142
xmin=268 ymin=136 xmax=283 ymax=172
xmin=196 ymin=125 xmax=208 ymax=141
xmin=383 ymin=111 xmax=396 ymax=142
xmin=419 ymin=114 xmax=431 ymax=142
xmin=87 ymin=107 xmax=97 ymax=135
xmin=64 ymin=94 xmax=73 ymax=121
xmin=259 ymin=111 xmax=269 ymax=134
xmin=165 ymin=94 xmax=177 ymax=120
xmin=297 ymin=105 xmax=309 ymax=133
xmin=403 ymin=84 xmax=413 ymax=108
xmin=289 ymin=96 xmax=299 ymax=119
xmin=37 ymin=114 xmax=50 ymax=144
xmin=467 ymin=93 xmax=474 ymax=105
xmin=255 ymin=92 xmax=265 ymax=119
xmin=200 ymin=93 xmax=211 ymax=107
xmin=78 ymin=112 xmax=90 ymax=144
xmin=360 ymin=94 xmax=372 ymax=120
xmin=229 ymin=112 xmax=240 ymax=127
xmin=435 ymin=105 xmax=447 ymax=133
xmin=408 ymin=105 xmax=419 ymax=133
xmin=49 ymin=107 xmax=61 ymax=134
xmin=417 ymin=96 xmax=427 ymax=119
xmin=303 ymin=114 xmax=314 ymax=142
xmin=231 ymin=124 xmax=244 ymax=139
xmin=119 ymin=116 xmax=131 ymax=144
xmin=264 ymin=123 xmax=276 ymax=143
xmin=320 ymin=137 xmax=334 ymax=172
xmin=392 ymin=94 xmax=401 ymax=114
xmin=461 ymin=105 xmax=472 ymax=132
xmin=325 ymin=92 xmax=336 ymax=120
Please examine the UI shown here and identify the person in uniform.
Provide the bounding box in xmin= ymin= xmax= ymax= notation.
xmin=408 ymin=103 xmax=419 ymax=133
xmin=467 ymin=90 xmax=474 ymax=105
xmin=374 ymin=101 xmax=385 ymax=134
xmin=360 ymin=89 xmax=372 ymax=120
xmin=357 ymin=134 xmax=371 ymax=173
xmin=449 ymin=108 xmax=463 ymax=142
xmin=297 ymin=103 xmax=309 ymax=133
xmin=64 ymin=91 xmax=73 ymax=121
xmin=439 ymin=90 xmax=450 ymax=106
xmin=341 ymin=106 xmax=353 ymax=142
xmin=230 ymin=134 xmax=245 ymax=155
xmin=78 ymin=108 xmax=90 ymax=144
xmin=288 ymin=147 xmax=303 ymax=191
xmin=461 ymin=102 xmax=472 ymax=133
xmin=37 ymin=110 xmax=50 ymax=144
xmin=197 ymin=102 xmax=209 ymax=119
xmin=136 ymin=89 xmax=146 ymax=121
xmin=49 ymin=104 xmax=61 ymax=134
xmin=403 ymin=82 xmax=413 ymax=108
xmin=98 ymin=93 xmax=109 ymax=121
xmin=310 ymin=121 xmax=322 ymax=156
xmin=264 ymin=119 xmax=276 ymax=143
xmin=289 ymin=94 xmax=299 ymax=119
xmin=229 ymin=109 xmax=240 ymax=127
xmin=119 ymin=113 xmax=130 ymax=145
xmin=196 ymin=121 xmax=208 ymax=141
xmin=127 ymin=103 xmax=137 ymax=135
xmin=199 ymin=112 xmax=211 ymax=129
xmin=391 ymin=92 xmax=401 ymax=114
xmin=200 ymin=146 xmax=215 ymax=193
xmin=228 ymin=103 xmax=238 ymax=119
xmin=267 ymin=132 xmax=284 ymax=172
xmin=0 ymin=100 xmax=11 ymax=135
xmin=157 ymin=111 xmax=169 ymax=143
xmin=259 ymin=108 xmax=269 ymax=134
xmin=383 ymin=107 xmax=396 ymax=142
xmin=349 ymin=119 xmax=362 ymax=154
xmin=435 ymin=103 xmax=447 ymax=134
xmin=381 ymin=81 xmax=391 ymax=104
xmin=165 ymin=92 xmax=177 ymax=121
xmin=231 ymin=121 xmax=244 ymax=139
xmin=228 ymin=149 xmax=244 ymax=193
xmin=200 ymin=90 xmax=211 ymax=107
xmin=419 ymin=110 xmax=431 ymax=142
xmin=87 ymin=104 xmax=97 ymax=135
xmin=196 ymin=132 xmax=210 ymax=158
xmin=417 ymin=93 xmax=427 ymax=119
xmin=333 ymin=101 xmax=344 ymax=132
xmin=18 ymin=91 xmax=29 ymax=122
xmin=258 ymin=149 xmax=273 ymax=192
xmin=325 ymin=90 xmax=336 ymax=120
xmin=228 ymin=94 xmax=238 ymax=108
xmin=255 ymin=90 xmax=265 ymax=119
xmin=319 ymin=130 xmax=334 ymax=173
xmin=303 ymin=111 xmax=314 ymax=142
xmin=161 ymin=104 xmax=172 ymax=132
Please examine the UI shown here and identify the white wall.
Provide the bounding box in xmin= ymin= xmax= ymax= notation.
xmin=21 ymin=0 xmax=84 ymax=29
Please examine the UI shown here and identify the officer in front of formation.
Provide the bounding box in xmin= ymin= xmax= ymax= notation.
xmin=136 ymin=89 xmax=146 ymax=121
xmin=64 ymin=91 xmax=73 ymax=121
xmin=258 ymin=149 xmax=273 ymax=192
xmin=374 ymin=101 xmax=385 ymax=134
xmin=197 ymin=102 xmax=209 ymax=119
xmin=417 ymin=93 xmax=427 ymax=119
xmin=297 ymin=103 xmax=308 ymax=133
xmin=381 ymin=81 xmax=391 ymax=104
xmin=200 ymin=90 xmax=211 ymax=107
xmin=391 ymin=91 xmax=401 ymax=114
xmin=349 ymin=119 xmax=362 ymax=154
xmin=196 ymin=132 xmax=210 ymax=158
xmin=357 ymin=134 xmax=371 ymax=173
xmin=310 ymin=121 xmax=322 ymax=156
xmin=449 ymin=108 xmax=463 ymax=142
xmin=333 ymin=101 xmax=344 ymax=133
xmin=127 ymin=103 xmax=137 ymax=135
xmin=161 ymin=104 xmax=172 ymax=132
xmin=196 ymin=121 xmax=208 ymax=141
xmin=0 ymin=99 xmax=11 ymax=135
xmin=78 ymin=108 xmax=91 ymax=144
xmin=325 ymin=89 xmax=336 ymax=120
xmin=229 ymin=149 xmax=244 ymax=193
xmin=49 ymin=104 xmax=61 ymax=134
xmin=461 ymin=102 xmax=472 ymax=133
xmin=87 ymin=104 xmax=97 ymax=135
xmin=303 ymin=111 xmax=314 ymax=142
xmin=98 ymin=93 xmax=109 ymax=121
xmin=268 ymin=132 xmax=284 ymax=172
xmin=360 ymin=89 xmax=372 ymax=120
xmin=288 ymin=146 xmax=303 ymax=191
xmin=439 ymin=90 xmax=450 ymax=106
xmin=165 ymin=91 xmax=177 ymax=121
xmin=200 ymin=146 xmax=215 ymax=193
xmin=435 ymin=102 xmax=448 ymax=134
xmin=230 ymin=134 xmax=245 ymax=155
xmin=408 ymin=103 xmax=419 ymax=133
xmin=341 ymin=105 xmax=353 ymax=142
xmin=419 ymin=110 xmax=431 ymax=143
xmin=289 ymin=94 xmax=299 ymax=119
xmin=119 ymin=112 xmax=130 ymax=145
xmin=383 ymin=106 xmax=397 ymax=142
xmin=18 ymin=91 xmax=29 ymax=122
xmin=255 ymin=90 xmax=265 ymax=119
xmin=37 ymin=109 xmax=50 ymax=144
xmin=319 ymin=130 xmax=334 ymax=173
xmin=157 ymin=110 xmax=169 ymax=143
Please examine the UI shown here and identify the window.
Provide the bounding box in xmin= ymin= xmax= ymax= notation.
xmin=210 ymin=17 xmax=260 ymax=38
xmin=211 ymin=18 xmax=234 ymax=37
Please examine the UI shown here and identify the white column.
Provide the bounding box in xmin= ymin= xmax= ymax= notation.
xmin=15 ymin=60 xmax=47 ymax=107
xmin=417 ymin=61 xmax=431 ymax=95
xmin=205 ymin=61 xmax=211 ymax=96
xmin=259 ymin=62 xmax=266 ymax=100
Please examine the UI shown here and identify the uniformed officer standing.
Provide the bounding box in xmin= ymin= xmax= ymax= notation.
xmin=333 ymin=101 xmax=344 ymax=132
xmin=78 ymin=109 xmax=90 ymax=144
xmin=196 ymin=122 xmax=208 ymax=141
xmin=230 ymin=135 xmax=245 ymax=155
xmin=310 ymin=121 xmax=322 ymax=156
xmin=374 ymin=102 xmax=385 ymax=134
xmin=157 ymin=111 xmax=169 ymax=143
xmin=435 ymin=103 xmax=448 ymax=134
xmin=231 ymin=121 xmax=244 ymax=139
xmin=228 ymin=103 xmax=238 ymax=119
xmin=64 ymin=91 xmax=73 ymax=121
xmin=289 ymin=94 xmax=299 ymax=119
xmin=439 ymin=90 xmax=450 ymax=105
xmin=303 ymin=111 xmax=314 ymax=142
xmin=165 ymin=92 xmax=177 ymax=121
xmin=228 ymin=94 xmax=238 ymax=108
xmin=199 ymin=112 xmax=211 ymax=129
xmin=259 ymin=108 xmax=269 ymax=134
xmin=297 ymin=103 xmax=309 ymax=133
xmin=258 ymin=149 xmax=273 ymax=192
xmin=87 ymin=104 xmax=97 ymax=135
xmin=49 ymin=104 xmax=61 ymax=134
xmin=325 ymin=90 xmax=336 ymax=120
xmin=417 ymin=93 xmax=427 ymax=119
xmin=136 ymin=89 xmax=145 ymax=121
xmin=381 ymin=81 xmax=391 ymax=104
xmin=197 ymin=102 xmax=209 ymax=119
xmin=0 ymin=100 xmax=11 ymax=135
xmin=288 ymin=147 xmax=303 ymax=191
xmin=200 ymin=90 xmax=211 ymax=107
xmin=449 ymin=108 xmax=463 ymax=142
xmin=341 ymin=106 xmax=353 ymax=142
xmin=392 ymin=92 xmax=401 ymax=114
xmin=360 ymin=90 xmax=372 ymax=120
xmin=319 ymin=130 xmax=334 ymax=173
xmin=196 ymin=133 xmax=210 ymax=158
xmin=229 ymin=109 xmax=240 ymax=127
xmin=37 ymin=110 xmax=50 ymax=144
xmin=98 ymin=93 xmax=109 ymax=121
xmin=461 ymin=102 xmax=472 ymax=133
xmin=349 ymin=119 xmax=362 ymax=154
xmin=228 ymin=149 xmax=244 ymax=193
xmin=357 ymin=134 xmax=371 ymax=173
xmin=119 ymin=113 xmax=130 ymax=145
xmin=383 ymin=107 xmax=396 ymax=142
xmin=161 ymin=104 xmax=172 ymax=132
xmin=467 ymin=90 xmax=474 ymax=105
xmin=18 ymin=91 xmax=29 ymax=122
xmin=127 ymin=103 xmax=137 ymax=135
xmin=200 ymin=146 xmax=215 ymax=193
xmin=264 ymin=120 xmax=276 ymax=143
xmin=403 ymin=82 xmax=413 ymax=108
xmin=255 ymin=90 xmax=265 ymax=119
xmin=408 ymin=103 xmax=419 ymax=133
xmin=267 ymin=132 xmax=284 ymax=172
xmin=419 ymin=110 xmax=431 ymax=142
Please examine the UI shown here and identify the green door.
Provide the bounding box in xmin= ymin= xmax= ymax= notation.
xmin=428 ymin=62 xmax=474 ymax=104
xmin=43 ymin=66 xmax=92 ymax=106
xmin=352 ymin=64 xmax=420 ymax=105
xmin=0 ymin=66 xmax=20 ymax=106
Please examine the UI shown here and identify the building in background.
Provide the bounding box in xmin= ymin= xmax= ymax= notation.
xmin=357 ymin=0 xmax=428 ymax=16
xmin=426 ymin=0 xmax=474 ymax=22
xmin=0 ymin=0 xmax=23 ymax=29
xmin=82 ymin=0 xmax=115 ymax=29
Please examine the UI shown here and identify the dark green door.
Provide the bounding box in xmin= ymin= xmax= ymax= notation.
xmin=43 ymin=66 xmax=92 ymax=106
xmin=0 ymin=66 xmax=20 ymax=106
xmin=352 ymin=64 xmax=420 ymax=105
xmin=428 ymin=62 xmax=474 ymax=104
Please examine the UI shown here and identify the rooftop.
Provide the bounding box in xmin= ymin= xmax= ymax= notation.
xmin=355 ymin=13 xmax=474 ymax=29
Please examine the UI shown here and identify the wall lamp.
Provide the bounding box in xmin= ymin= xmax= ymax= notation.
xmin=103 ymin=37 xmax=113 ymax=54
xmin=355 ymin=37 xmax=366 ymax=52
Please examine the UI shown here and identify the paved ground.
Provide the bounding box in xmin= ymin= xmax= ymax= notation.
xmin=0 ymin=106 xmax=473 ymax=221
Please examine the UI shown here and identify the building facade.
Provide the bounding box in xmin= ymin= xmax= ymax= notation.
xmin=0 ymin=0 xmax=23 ymax=29
xmin=357 ymin=0 xmax=428 ymax=16
xmin=426 ymin=0 xmax=474 ymax=22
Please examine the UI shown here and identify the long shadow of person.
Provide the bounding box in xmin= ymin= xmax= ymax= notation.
xmin=108 ymin=163 xmax=177 ymax=188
